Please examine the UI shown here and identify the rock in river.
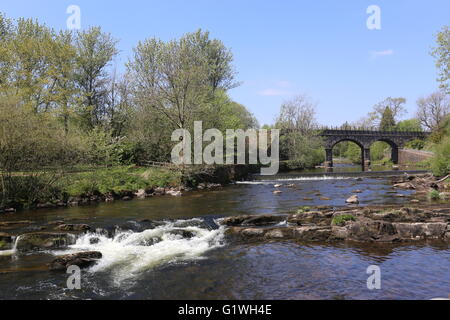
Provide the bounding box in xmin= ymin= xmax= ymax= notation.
xmin=55 ymin=224 xmax=91 ymax=232
xmin=16 ymin=233 xmax=76 ymax=252
xmin=346 ymin=195 xmax=360 ymax=204
xmin=48 ymin=251 xmax=103 ymax=271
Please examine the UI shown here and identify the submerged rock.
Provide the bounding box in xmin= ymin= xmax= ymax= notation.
xmin=221 ymin=215 xmax=286 ymax=227
xmin=55 ymin=224 xmax=91 ymax=232
xmin=16 ymin=233 xmax=75 ymax=252
xmin=48 ymin=251 xmax=102 ymax=271
xmin=169 ymin=229 xmax=195 ymax=239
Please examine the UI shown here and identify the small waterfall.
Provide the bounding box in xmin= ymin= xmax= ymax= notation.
xmin=52 ymin=218 xmax=227 ymax=285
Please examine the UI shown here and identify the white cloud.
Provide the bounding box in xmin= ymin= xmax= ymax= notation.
xmin=258 ymin=89 xmax=291 ymax=97
xmin=370 ymin=49 xmax=394 ymax=58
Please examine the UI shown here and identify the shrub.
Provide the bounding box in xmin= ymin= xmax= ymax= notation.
xmin=428 ymin=189 xmax=443 ymax=200
xmin=431 ymin=136 xmax=450 ymax=177
xmin=332 ymin=215 xmax=356 ymax=226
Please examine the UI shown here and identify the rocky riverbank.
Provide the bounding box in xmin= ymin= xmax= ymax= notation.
xmin=221 ymin=205 xmax=450 ymax=243
xmin=0 ymin=183 xmax=224 ymax=214
xmin=391 ymin=173 xmax=450 ymax=198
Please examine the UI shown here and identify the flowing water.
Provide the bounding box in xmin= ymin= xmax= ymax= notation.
xmin=0 ymin=166 xmax=449 ymax=300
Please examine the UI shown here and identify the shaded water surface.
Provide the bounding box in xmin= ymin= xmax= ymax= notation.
xmin=0 ymin=173 xmax=449 ymax=300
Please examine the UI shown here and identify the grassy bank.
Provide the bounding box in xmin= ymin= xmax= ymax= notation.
xmin=0 ymin=166 xmax=182 ymax=210
xmin=0 ymin=164 xmax=257 ymax=210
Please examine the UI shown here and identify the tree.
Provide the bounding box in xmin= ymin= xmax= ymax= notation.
xmin=431 ymin=136 xmax=450 ymax=176
xmin=186 ymin=30 xmax=238 ymax=91
xmin=74 ymin=27 xmax=118 ymax=129
xmin=275 ymin=95 xmax=323 ymax=164
xmin=369 ymin=97 xmax=406 ymax=127
xmin=396 ymin=119 xmax=422 ymax=131
xmin=416 ymin=91 xmax=450 ymax=131
xmin=379 ymin=107 xmax=396 ymax=131
xmin=4 ymin=18 xmax=55 ymax=112
xmin=127 ymin=30 xmax=238 ymax=131
xmin=432 ymin=26 xmax=450 ymax=94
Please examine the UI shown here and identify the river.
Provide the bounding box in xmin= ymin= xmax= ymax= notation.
xmin=0 ymin=165 xmax=449 ymax=300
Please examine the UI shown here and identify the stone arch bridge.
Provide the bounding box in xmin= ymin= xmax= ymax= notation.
xmin=319 ymin=129 xmax=430 ymax=170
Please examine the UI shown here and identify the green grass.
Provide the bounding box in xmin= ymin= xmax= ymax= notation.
xmin=428 ymin=189 xmax=444 ymax=201
xmin=297 ymin=206 xmax=312 ymax=214
xmin=332 ymin=215 xmax=356 ymax=226
xmin=63 ymin=166 xmax=182 ymax=197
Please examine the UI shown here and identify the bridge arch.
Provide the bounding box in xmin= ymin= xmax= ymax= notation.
xmin=370 ymin=138 xmax=400 ymax=165
xmin=320 ymin=129 xmax=430 ymax=171
xmin=326 ymin=138 xmax=368 ymax=171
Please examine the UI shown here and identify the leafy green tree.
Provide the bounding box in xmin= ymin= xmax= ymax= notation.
xmin=369 ymin=97 xmax=406 ymax=127
xmin=186 ymin=29 xmax=238 ymax=91
xmin=379 ymin=107 xmax=396 ymax=131
xmin=74 ymin=27 xmax=118 ymax=129
xmin=396 ymin=119 xmax=422 ymax=131
xmin=275 ymin=95 xmax=324 ymax=165
xmin=432 ymin=26 xmax=450 ymax=93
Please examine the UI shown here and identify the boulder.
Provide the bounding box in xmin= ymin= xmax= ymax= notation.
xmin=264 ymin=228 xmax=290 ymax=239
xmin=239 ymin=228 xmax=265 ymax=238
xmin=167 ymin=190 xmax=182 ymax=197
xmin=346 ymin=195 xmax=360 ymax=204
xmin=55 ymin=224 xmax=91 ymax=232
xmin=367 ymin=208 xmax=427 ymax=223
xmin=393 ymin=223 xmax=447 ymax=240
xmin=242 ymin=215 xmax=285 ymax=226
xmin=16 ymin=233 xmax=76 ymax=252
xmin=48 ymin=251 xmax=102 ymax=271
xmin=154 ymin=187 xmax=166 ymax=196
xmin=222 ymin=215 xmax=285 ymax=227
xmin=169 ymin=229 xmax=195 ymax=239
xmin=345 ymin=219 xmax=397 ymax=242
xmin=288 ymin=211 xmax=333 ymax=226
xmin=134 ymin=189 xmax=147 ymax=199
xmin=393 ymin=183 xmax=416 ymax=190
xmin=292 ymin=226 xmax=332 ymax=241
xmin=330 ymin=226 xmax=349 ymax=241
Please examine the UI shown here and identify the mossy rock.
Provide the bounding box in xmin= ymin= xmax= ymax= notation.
xmin=332 ymin=215 xmax=356 ymax=227
xmin=16 ymin=233 xmax=75 ymax=252
xmin=297 ymin=206 xmax=312 ymax=214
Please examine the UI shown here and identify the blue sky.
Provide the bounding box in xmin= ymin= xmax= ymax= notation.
xmin=1 ymin=0 xmax=449 ymax=126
